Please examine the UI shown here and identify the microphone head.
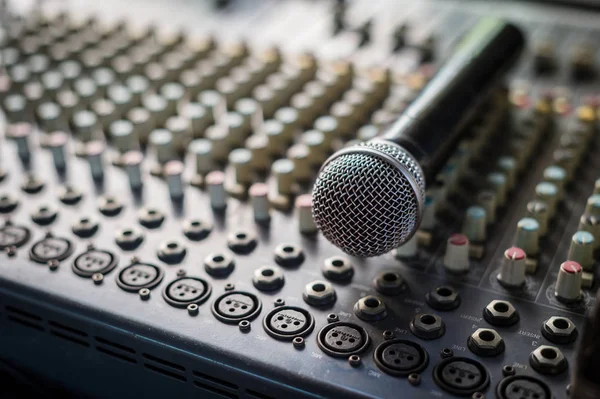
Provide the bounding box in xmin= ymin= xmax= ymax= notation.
xmin=312 ymin=140 xmax=425 ymax=258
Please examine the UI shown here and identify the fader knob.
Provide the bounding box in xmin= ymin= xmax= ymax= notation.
xmin=462 ymin=206 xmax=487 ymax=243
xmin=567 ymin=231 xmax=595 ymax=270
xmin=527 ymin=200 xmax=549 ymax=236
xmin=535 ymin=182 xmax=559 ymax=218
xmin=578 ymin=214 xmax=600 ymax=249
xmin=585 ymin=195 xmax=600 ymax=217
xmin=515 ymin=218 xmax=540 ymax=256
xmin=497 ymin=247 xmax=526 ymax=288
xmin=555 ymin=261 xmax=583 ymax=303
xmin=443 ymin=234 xmax=470 ymax=274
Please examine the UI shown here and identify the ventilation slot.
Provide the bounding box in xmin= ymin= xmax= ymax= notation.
xmin=5 ymin=305 xmax=42 ymax=321
xmin=5 ymin=305 xmax=44 ymax=331
xmin=49 ymin=320 xmax=88 ymax=337
xmin=246 ymin=390 xmax=276 ymax=399
xmin=50 ymin=331 xmax=90 ymax=347
xmin=96 ymin=347 xmax=137 ymax=364
xmin=94 ymin=337 xmax=137 ymax=364
xmin=95 ymin=336 xmax=136 ymax=353
xmin=144 ymin=364 xmax=186 ymax=382
xmin=6 ymin=315 xmax=44 ymax=331
xmin=143 ymin=353 xmax=185 ymax=372
xmin=193 ymin=381 xmax=239 ymax=399
xmin=193 ymin=370 xmax=238 ymax=391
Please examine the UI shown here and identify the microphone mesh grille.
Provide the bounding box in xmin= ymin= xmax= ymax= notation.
xmin=312 ymin=141 xmax=425 ymax=258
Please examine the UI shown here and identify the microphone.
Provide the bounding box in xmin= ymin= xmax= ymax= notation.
xmin=312 ymin=18 xmax=525 ymax=258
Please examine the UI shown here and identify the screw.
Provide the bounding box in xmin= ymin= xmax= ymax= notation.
xmin=48 ymin=259 xmax=59 ymax=271
xmin=274 ymin=298 xmax=285 ymax=307
xmin=441 ymin=348 xmax=454 ymax=358
xmin=472 ymin=393 xmax=485 ymax=399
xmin=92 ymin=273 xmax=103 ymax=285
xmin=348 ymin=355 xmax=361 ymax=367
xmin=293 ymin=336 xmax=305 ymax=349
xmin=408 ymin=373 xmax=421 ymax=386
xmin=382 ymin=330 xmax=394 ymax=340
xmin=87 ymin=243 xmax=95 ymax=250
xmin=502 ymin=365 xmax=516 ymax=376
xmin=188 ymin=304 xmax=199 ymax=316
xmin=176 ymin=268 xmax=186 ymax=277
xmin=224 ymin=283 xmax=235 ymax=291
xmin=239 ymin=320 xmax=251 ymax=332
xmin=5 ymin=246 xmax=16 ymax=257
xmin=566 ymin=384 xmax=571 ymax=396
xmin=327 ymin=313 xmax=339 ymax=323
xmin=139 ymin=288 xmax=150 ymax=300
xmin=130 ymin=255 xmax=140 ymax=263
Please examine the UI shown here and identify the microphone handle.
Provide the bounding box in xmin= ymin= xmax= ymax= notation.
xmin=380 ymin=18 xmax=524 ymax=181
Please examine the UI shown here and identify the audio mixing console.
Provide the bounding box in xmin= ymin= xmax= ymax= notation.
xmin=0 ymin=1 xmax=599 ymax=398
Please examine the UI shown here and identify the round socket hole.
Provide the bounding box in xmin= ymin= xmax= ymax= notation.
xmin=374 ymin=339 xmax=429 ymax=377
xmin=213 ymin=255 xmax=224 ymax=262
xmin=479 ymin=330 xmax=495 ymax=342
xmin=72 ymin=249 xmax=118 ymax=277
xmin=163 ymin=277 xmax=212 ymax=308
xmin=540 ymin=348 xmax=557 ymax=359
xmin=496 ymin=375 xmax=551 ymax=399
xmin=317 ymin=322 xmax=370 ymax=358
xmin=332 ymin=259 xmax=344 ymax=267
xmin=116 ymin=263 xmax=164 ymax=292
xmin=433 ymin=357 xmax=490 ymax=396
xmin=552 ymin=318 xmax=569 ymax=329
xmin=212 ymin=291 xmax=262 ymax=324
xmin=420 ymin=315 xmax=436 ymax=325
xmin=263 ymin=306 xmax=315 ymax=341
xmin=364 ymin=298 xmax=380 ymax=308
xmin=493 ymin=302 xmax=509 ymax=313
xmin=312 ymin=283 xmax=326 ymax=292
xmin=436 ymin=287 xmax=452 ymax=297
xmin=262 ymin=268 xmax=274 ymax=277
xmin=383 ymin=273 xmax=398 ymax=282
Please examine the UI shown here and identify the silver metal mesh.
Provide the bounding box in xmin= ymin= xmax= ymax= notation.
xmin=312 ymin=141 xmax=425 ymax=258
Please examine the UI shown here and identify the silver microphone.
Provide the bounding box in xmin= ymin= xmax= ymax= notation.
xmin=312 ymin=18 xmax=524 ymax=257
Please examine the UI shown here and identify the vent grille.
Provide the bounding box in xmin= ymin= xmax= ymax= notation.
xmin=247 ymin=389 xmax=276 ymax=399
xmin=5 ymin=305 xmax=44 ymax=331
xmin=143 ymin=353 xmax=186 ymax=372
xmin=144 ymin=364 xmax=187 ymax=382
xmin=1 ymin=302 xmax=284 ymax=398
xmin=193 ymin=370 xmax=238 ymax=391
xmin=194 ymin=380 xmax=239 ymax=399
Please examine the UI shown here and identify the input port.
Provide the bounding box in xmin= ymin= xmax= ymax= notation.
xmin=72 ymin=248 xmax=118 ymax=277
xmin=211 ymin=291 xmax=262 ymax=324
xmin=433 ymin=357 xmax=490 ymax=396
xmin=317 ymin=322 xmax=370 ymax=358
xmin=262 ymin=306 xmax=315 ymax=341
xmin=162 ymin=277 xmax=211 ymax=308
xmin=541 ymin=316 xmax=577 ymax=344
xmin=496 ymin=375 xmax=551 ymax=399
xmin=425 ymin=286 xmax=461 ymax=311
xmin=373 ymin=339 xmax=429 ymax=377
xmin=529 ymin=345 xmax=568 ymax=375
xmin=0 ymin=224 xmax=30 ymax=249
xmin=483 ymin=300 xmax=519 ymax=327
xmin=116 ymin=262 xmax=164 ymax=292
xmin=29 ymin=235 xmax=73 ymax=263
